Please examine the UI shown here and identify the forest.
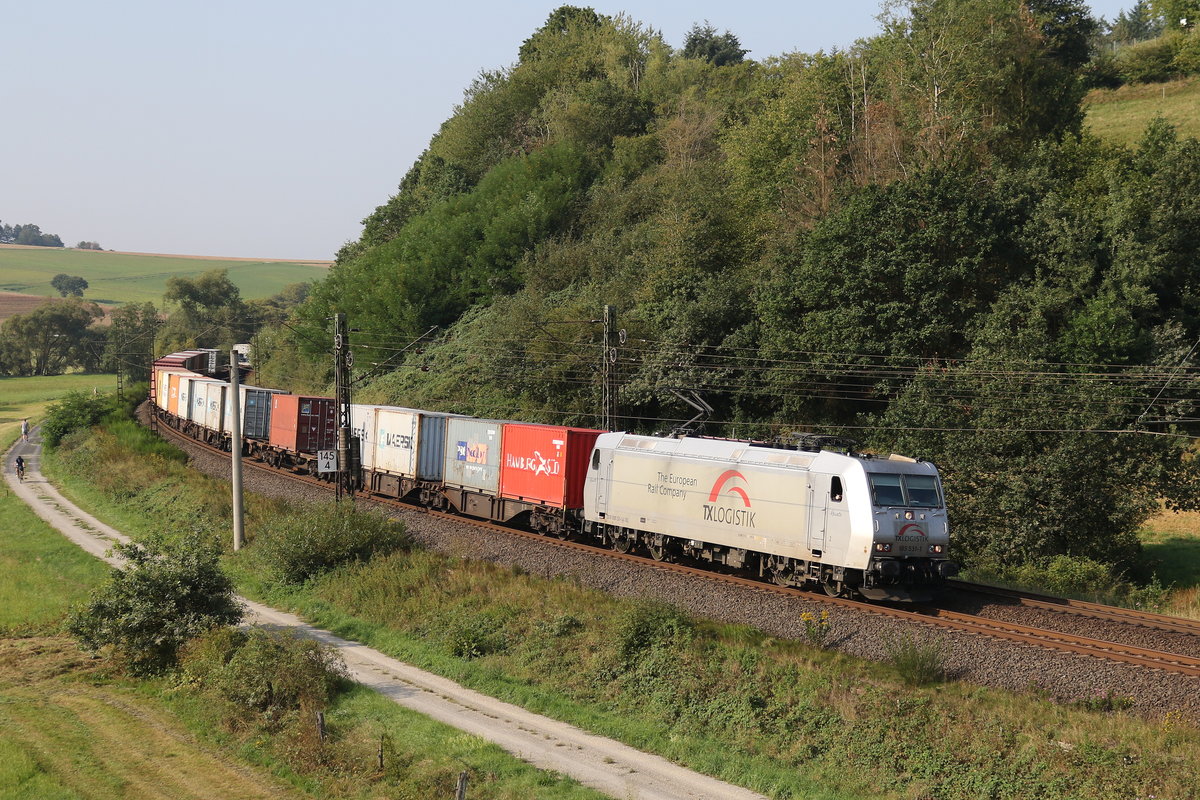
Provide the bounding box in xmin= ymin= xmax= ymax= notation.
xmin=247 ymin=0 xmax=1200 ymax=588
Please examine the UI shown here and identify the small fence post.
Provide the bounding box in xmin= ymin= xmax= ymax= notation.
xmin=316 ymin=711 xmax=326 ymax=742
xmin=455 ymin=771 xmax=469 ymax=800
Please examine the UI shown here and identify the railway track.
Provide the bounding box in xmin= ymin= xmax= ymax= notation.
xmin=154 ymin=416 xmax=1200 ymax=680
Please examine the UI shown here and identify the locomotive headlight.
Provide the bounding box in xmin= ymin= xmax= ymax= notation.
xmin=905 ymin=510 xmax=914 ymax=520
xmin=929 ymin=544 xmax=944 ymax=554
xmin=874 ymin=543 xmax=892 ymax=552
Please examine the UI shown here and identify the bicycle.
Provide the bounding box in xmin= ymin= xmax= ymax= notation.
xmin=15 ymin=460 xmax=25 ymax=482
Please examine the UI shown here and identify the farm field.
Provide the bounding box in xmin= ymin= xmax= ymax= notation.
xmin=1140 ymin=506 xmax=1200 ymax=619
xmin=0 ymin=374 xmax=117 ymax=442
xmin=1084 ymin=77 xmax=1200 ymax=145
xmin=0 ymin=245 xmax=330 ymax=308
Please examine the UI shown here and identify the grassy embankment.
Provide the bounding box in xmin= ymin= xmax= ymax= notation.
xmin=1140 ymin=505 xmax=1200 ymax=618
xmin=2 ymin=388 xmax=598 ymax=800
xmin=1084 ymin=77 xmax=1200 ymax=145
xmin=0 ymin=374 xmax=117 ymax=442
xmin=0 ymin=245 xmax=330 ymax=319
xmin=38 ymin=413 xmax=1200 ymax=800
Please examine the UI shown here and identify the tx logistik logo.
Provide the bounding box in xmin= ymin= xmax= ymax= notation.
xmin=896 ymin=522 xmax=927 ymax=541
xmin=703 ymin=469 xmax=756 ymax=527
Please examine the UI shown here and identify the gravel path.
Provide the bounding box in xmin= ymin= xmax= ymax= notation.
xmin=155 ymin=411 xmax=1200 ymax=719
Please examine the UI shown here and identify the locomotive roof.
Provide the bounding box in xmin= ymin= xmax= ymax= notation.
xmin=599 ymin=432 xmax=937 ymax=475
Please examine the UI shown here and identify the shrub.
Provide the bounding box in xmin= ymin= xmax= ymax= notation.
xmin=1117 ymin=33 xmax=1184 ymax=83
xmin=182 ymin=626 xmax=348 ymax=726
xmin=614 ymin=601 xmax=694 ymax=663
xmin=1172 ymin=33 xmax=1200 ymax=75
xmin=40 ymin=390 xmax=122 ymax=447
xmin=254 ymin=503 xmax=409 ymax=584
xmin=68 ymin=536 xmax=243 ymax=675
xmin=882 ymin=633 xmax=946 ymax=686
xmin=444 ymin=609 xmax=510 ymax=659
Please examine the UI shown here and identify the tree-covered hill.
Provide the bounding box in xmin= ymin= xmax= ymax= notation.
xmin=256 ymin=1 xmax=1200 ymax=586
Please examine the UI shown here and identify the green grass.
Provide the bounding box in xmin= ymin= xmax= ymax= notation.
xmin=1084 ymin=77 xmax=1200 ymax=146
xmin=0 ymin=246 xmax=329 ymax=306
xmin=40 ymin=418 xmax=1200 ymax=800
xmin=0 ymin=374 xmax=117 ymax=444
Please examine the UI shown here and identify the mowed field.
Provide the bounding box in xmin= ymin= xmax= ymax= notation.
xmin=0 ymin=245 xmax=330 ymax=318
xmin=1084 ymin=77 xmax=1200 ymax=146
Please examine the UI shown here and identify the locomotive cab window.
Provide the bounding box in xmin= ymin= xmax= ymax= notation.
xmin=904 ymin=474 xmax=941 ymax=507
xmin=591 ymin=449 xmax=600 ymax=470
xmin=830 ymin=476 xmax=843 ymax=502
xmin=868 ymin=473 xmax=943 ymax=508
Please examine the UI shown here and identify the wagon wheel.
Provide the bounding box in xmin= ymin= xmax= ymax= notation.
xmin=647 ymin=540 xmax=670 ymax=562
xmin=821 ymin=576 xmax=844 ymax=598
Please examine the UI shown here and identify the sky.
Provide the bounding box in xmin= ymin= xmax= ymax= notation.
xmin=3 ymin=0 xmax=1133 ymax=261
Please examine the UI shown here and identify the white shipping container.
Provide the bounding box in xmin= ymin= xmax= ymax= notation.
xmin=178 ymin=379 xmax=193 ymax=422
xmin=350 ymin=405 xmax=380 ymax=472
xmin=202 ymin=381 xmax=225 ymax=432
xmin=371 ymin=408 xmax=421 ymax=477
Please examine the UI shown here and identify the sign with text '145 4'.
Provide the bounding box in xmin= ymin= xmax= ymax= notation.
xmin=317 ymin=450 xmax=336 ymax=474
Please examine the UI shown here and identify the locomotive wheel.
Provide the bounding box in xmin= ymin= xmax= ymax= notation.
xmin=648 ymin=541 xmax=670 ymax=561
xmin=771 ymin=568 xmax=791 ymax=587
xmin=610 ymin=536 xmax=632 ymax=553
xmin=821 ymin=577 xmax=844 ymax=598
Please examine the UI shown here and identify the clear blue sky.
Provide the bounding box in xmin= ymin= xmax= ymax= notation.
xmin=3 ymin=0 xmax=1132 ymax=260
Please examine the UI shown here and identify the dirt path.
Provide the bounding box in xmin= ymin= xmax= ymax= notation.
xmin=3 ymin=433 xmax=768 ymax=800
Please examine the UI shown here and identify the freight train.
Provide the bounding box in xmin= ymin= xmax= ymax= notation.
xmin=152 ymin=351 xmax=957 ymax=601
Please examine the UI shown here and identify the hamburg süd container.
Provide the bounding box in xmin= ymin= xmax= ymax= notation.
xmin=498 ymin=423 xmax=603 ymax=509
xmin=269 ymin=395 xmax=337 ymax=454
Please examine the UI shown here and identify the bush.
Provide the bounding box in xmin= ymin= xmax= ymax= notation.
xmin=182 ymin=626 xmax=348 ymax=727
xmin=68 ymin=536 xmax=243 ymax=675
xmin=254 ymin=502 xmax=409 ymax=584
xmin=1172 ymin=33 xmax=1200 ymax=75
xmin=41 ymin=390 xmax=123 ymax=447
xmin=614 ymin=601 xmax=694 ymax=663
xmin=1117 ymin=33 xmax=1184 ymax=83
xmin=444 ymin=609 xmax=511 ymax=659
xmin=882 ymin=633 xmax=946 ymax=686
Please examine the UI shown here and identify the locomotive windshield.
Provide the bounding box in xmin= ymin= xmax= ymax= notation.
xmin=868 ymin=473 xmax=942 ymax=508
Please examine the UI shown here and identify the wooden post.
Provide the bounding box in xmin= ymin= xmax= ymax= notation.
xmin=455 ymin=771 xmax=468 ymax=800
xmin=316 ymin=711 xmax=325 ymax=742
xmin=377 ymin=736 xmax=384 ymax=770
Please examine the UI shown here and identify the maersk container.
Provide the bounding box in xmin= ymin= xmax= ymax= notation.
xmin=350 ymin=405 xmax=379 ymax=472
xmin=370 ymin=407 xmax=460 ymax=480
xmin=443 ymin=418 xmax=505 ymax=494
xmin=498 ymin=423 xmax=603 ymax=509
xmin=270 ymin=395 xmax=336 ymax=454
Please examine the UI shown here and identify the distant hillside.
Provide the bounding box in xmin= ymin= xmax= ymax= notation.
xmin=0 ymin=245 xmax=330 ymax=308
xmin=1084 ymin=77 xmax=1200 ymax=145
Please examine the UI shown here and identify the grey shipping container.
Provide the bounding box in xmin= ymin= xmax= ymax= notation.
xmin=443 ymin=418 xmax=504 ymax=493
xmin=241 ymin=387 xmax=277 ymax=440
xmin=415 ymin=411 xmax=458 ymax=481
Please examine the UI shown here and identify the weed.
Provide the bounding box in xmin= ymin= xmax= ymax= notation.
xmin=800 ymin=610 xmax=831 ymax=648
xmin=881 ymin=633 xmax=946 ymax=686
xmin=1078 ymin=689 xmax=1134 ymax=714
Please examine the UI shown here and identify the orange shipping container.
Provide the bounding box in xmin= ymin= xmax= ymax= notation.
xmin=498 ymin=423 xmax=603 ymax=509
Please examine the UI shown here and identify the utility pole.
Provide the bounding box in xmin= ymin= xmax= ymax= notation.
xmin=229 ymin=349 xmax=245 ymax=551
xmin=601 ymin=305 xmax=617 ymax=431
xmin=333 ymin=313 xmax=355 ymax=501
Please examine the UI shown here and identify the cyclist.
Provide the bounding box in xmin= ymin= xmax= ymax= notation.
xmin=14 ymin=455 xmax=25 ymax=481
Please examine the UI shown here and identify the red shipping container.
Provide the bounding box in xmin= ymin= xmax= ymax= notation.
xmin=499 ymin=423 xmax=603 ymax=509
xmin=270 ymin=395 xmax=337 ymax=454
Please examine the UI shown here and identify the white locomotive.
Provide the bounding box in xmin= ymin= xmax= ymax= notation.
xmin=583 ymin=433 xmax=956 ymax=601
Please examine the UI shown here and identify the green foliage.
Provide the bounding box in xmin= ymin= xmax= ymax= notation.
xmin=253 ymin=502 xmax=409 ymax=585
xmin=157 ymin=268 xmax=247 ymax=353
xmin=40 ymin=389 xmax=123 ymax=447
xmin=102 ymin=301 xmax=159 ymax=383
xmin=67 ymin=536 xmax=242 ymax=676
xmin=0 ymin=221 xmax=63 ymax=247
xmin=882 ymin=633 xmax=947 ymax=686
xmin=181 ymin=626 xmax=347 ymax=726
xmin=614 ymin=601 xmax=694 ymax=663
xmin=0 ymin=298 xmax=105 ymax=376
xmin=682 ymin=21 xmax=748 ymax=66
xmin=1117 ymin=31 xmax=1186 ymax=83
xmin=50 ymin=273 xmax=88 ymax=297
